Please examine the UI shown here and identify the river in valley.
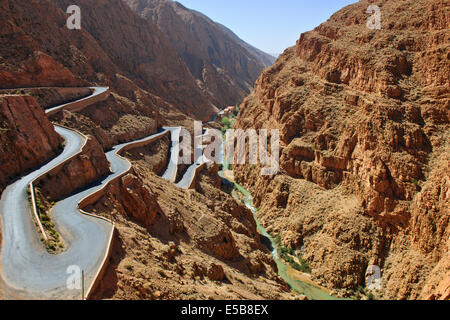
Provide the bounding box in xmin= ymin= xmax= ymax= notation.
xmin=227 ymin=178 xmax=339 ymax=300
xmin=215 ymin=127 xmax=339 ymax=300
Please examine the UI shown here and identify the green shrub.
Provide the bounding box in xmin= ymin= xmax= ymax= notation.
xmin=274 ymin=234 xmax=282 ymax=246
xmin=58 ymin=141 xmax=66 ymax=151
xmin=222 ymin=117 xmax=231 ymax=128
xmin=297 ymin=256 xmax=312 ymax=274
xmin=291 ymin=261 xmax=302 ymax=271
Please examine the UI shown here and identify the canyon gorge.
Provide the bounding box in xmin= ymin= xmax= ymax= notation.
xmin=0 ymin=0 xmax=448 ymax=301
xmin=234 ymin=0 xmax=449 ymax=300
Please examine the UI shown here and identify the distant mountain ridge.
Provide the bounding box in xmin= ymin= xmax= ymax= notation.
xmin=214 ymin=22 xmax=276 ymax=68
xmin=124 ymin=0 xmax=276 ymax=108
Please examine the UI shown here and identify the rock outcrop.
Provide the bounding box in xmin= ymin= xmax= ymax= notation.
xmin=0 ymin=0 xmax=218 ymax=149
xmin=0 ymin=51 xmax=82 ymax=89
xmin=125 ymin=0 xmax=275 ymax=108
xmin=0 ymin=94 xmax=62 ymax=193
xmin=207 ymin=263 xmax=226 ymax=282
xmin=85 ymin=145 xmax=295 ymax=300
xmin=10 ymin=87 xmax=92 ymax=110
xmin=35 ymin=135 xmax=110 ymax=202
xmin=87 ymin=171 xmax=161 ymax=229
xmin=122 ymin=135 xmax=171 ymax=176
xmin=234 ymin=0 xmax=449 ymax=299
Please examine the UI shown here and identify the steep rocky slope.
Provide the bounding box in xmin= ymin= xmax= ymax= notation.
xmin=0 ymin=87 xmax=92 ymax=110
xmin=234 ymin=0 xmax=449 ymax=300
xmin=0 ymin=94 xmax=62 ymax=194
xmin=34 ymin=135 xmax=110 ymax=202
xmin=0 ymin=0 xmax=216 ymax=147
xmin=0 ymin=93 xmax=63 ymax=286
xmin=0 ymin=0 xmax=287 ymax=300
xmin=86 ymin=140 xmax=297 ymax=300
xmin=125 ymin=0 xmax=275 ymax=108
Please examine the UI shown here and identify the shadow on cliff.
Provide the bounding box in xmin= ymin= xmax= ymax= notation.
xmin=90 ymin=230 xmax=125 ymax=300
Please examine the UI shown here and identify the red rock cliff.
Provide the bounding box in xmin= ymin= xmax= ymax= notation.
xmin=234 ymin=0 xmax=449 ymax=299
xmin=125 ymin=0 xmax=275 ymax=108
xmin=35 ymin=135 xmax=110 ymax=202
xmin=0 ymin=0 xmax=217 ymax=149
xmin=0 ymin=94 xmax=62 ymax=193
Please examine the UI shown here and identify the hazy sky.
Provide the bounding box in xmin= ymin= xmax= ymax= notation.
xmin=176 ymin=0 xmax=358 ymax=55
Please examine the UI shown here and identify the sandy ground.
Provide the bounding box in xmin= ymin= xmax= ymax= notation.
xmin=223 ymin=170 xmax=235 ymax=182
xmin=286 ymin=266 xmax=332 ymax=294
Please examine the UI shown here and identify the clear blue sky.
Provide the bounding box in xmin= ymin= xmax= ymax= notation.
xmin=176 ymin=0 xmax=358 ymax=55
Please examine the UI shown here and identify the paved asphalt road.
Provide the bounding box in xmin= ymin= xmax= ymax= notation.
xmin=0 ymin=126 xmax=111 ymax=299
xmin=0 ymin=86 xmax=216 ymax=298
xmin=161 ymin=127 xmax=181 ymax=183
xmin=45 ymin=87 xmax=109 ymax=115
xmin=0 ymin=88 xmax=168 ymax=299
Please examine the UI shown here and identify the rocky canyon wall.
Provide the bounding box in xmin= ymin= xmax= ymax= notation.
xmin=124 ymin=0 xmax=275 ymax=109
xmin=234 ymin=0 xmax=449 ymax=300
xmin=0 ymin=94 xmax=62 ymax=194
xmin=34 ymin=135 xmax=110 ymax=202
xmin=85 ymin=162 xmax=296 ymax=300
xmin=0 ymin=0 xmax=216 ymax=151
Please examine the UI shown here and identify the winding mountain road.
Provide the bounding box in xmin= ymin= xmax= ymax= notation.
xmin=174 ymin=128 xmax=223 ymax=189
xmin=161 ymin=127 xmax=181 ymax=183
xmin=160 ymin=126 xmax=211 ymax=189
xmin=175 ymin=145 xmax=208 ymax=189
xmin=0 ymin=87 xmax=218 ymax=299
xmin=0 ymin=87 xmax=168 ymax=299
xmin=46 ymin=87 xmax=109 ymax=116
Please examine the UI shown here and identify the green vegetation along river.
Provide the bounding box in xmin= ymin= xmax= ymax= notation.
xmin=218 ymin=116 xmax=339 ymax=300
xmin=231 ymin=181 xmax=340 ymax=300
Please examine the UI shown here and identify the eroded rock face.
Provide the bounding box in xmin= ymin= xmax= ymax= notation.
xmin=198 ymin=228 xmax=240 ymax=261
xmin=207 ymin=263 xmax=226 ymax=282
xmin=0 ymin=95 xmax=62 ymax=193
xmin=120 ymin=173 xmax=162 ymax=228
xmin=122 ymin=135 xmax=171 ymax=176
xmin=35 ymin=136 xmax=110 ymax=202
xmin=382 ymin=154 xmax=449 ymax=300
xmin=234 ymin=0 xmax=449 ymax=299
xmin=126 ymin=0 xmax=275 ymax=107
xmin=0 ymin=0 xmax=216 ymax=147
xmin=125 ymin=0 xmax=275 ymax=109
xmin=9 ymin=87 xmax=92 ymax=110
xmin=0 ymin=51 xmax=81 ymax=89
xmin=88 ymin=171 xmax=161 ymax=229
xmin=86 ymin=157 xmax=295 ymax=300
